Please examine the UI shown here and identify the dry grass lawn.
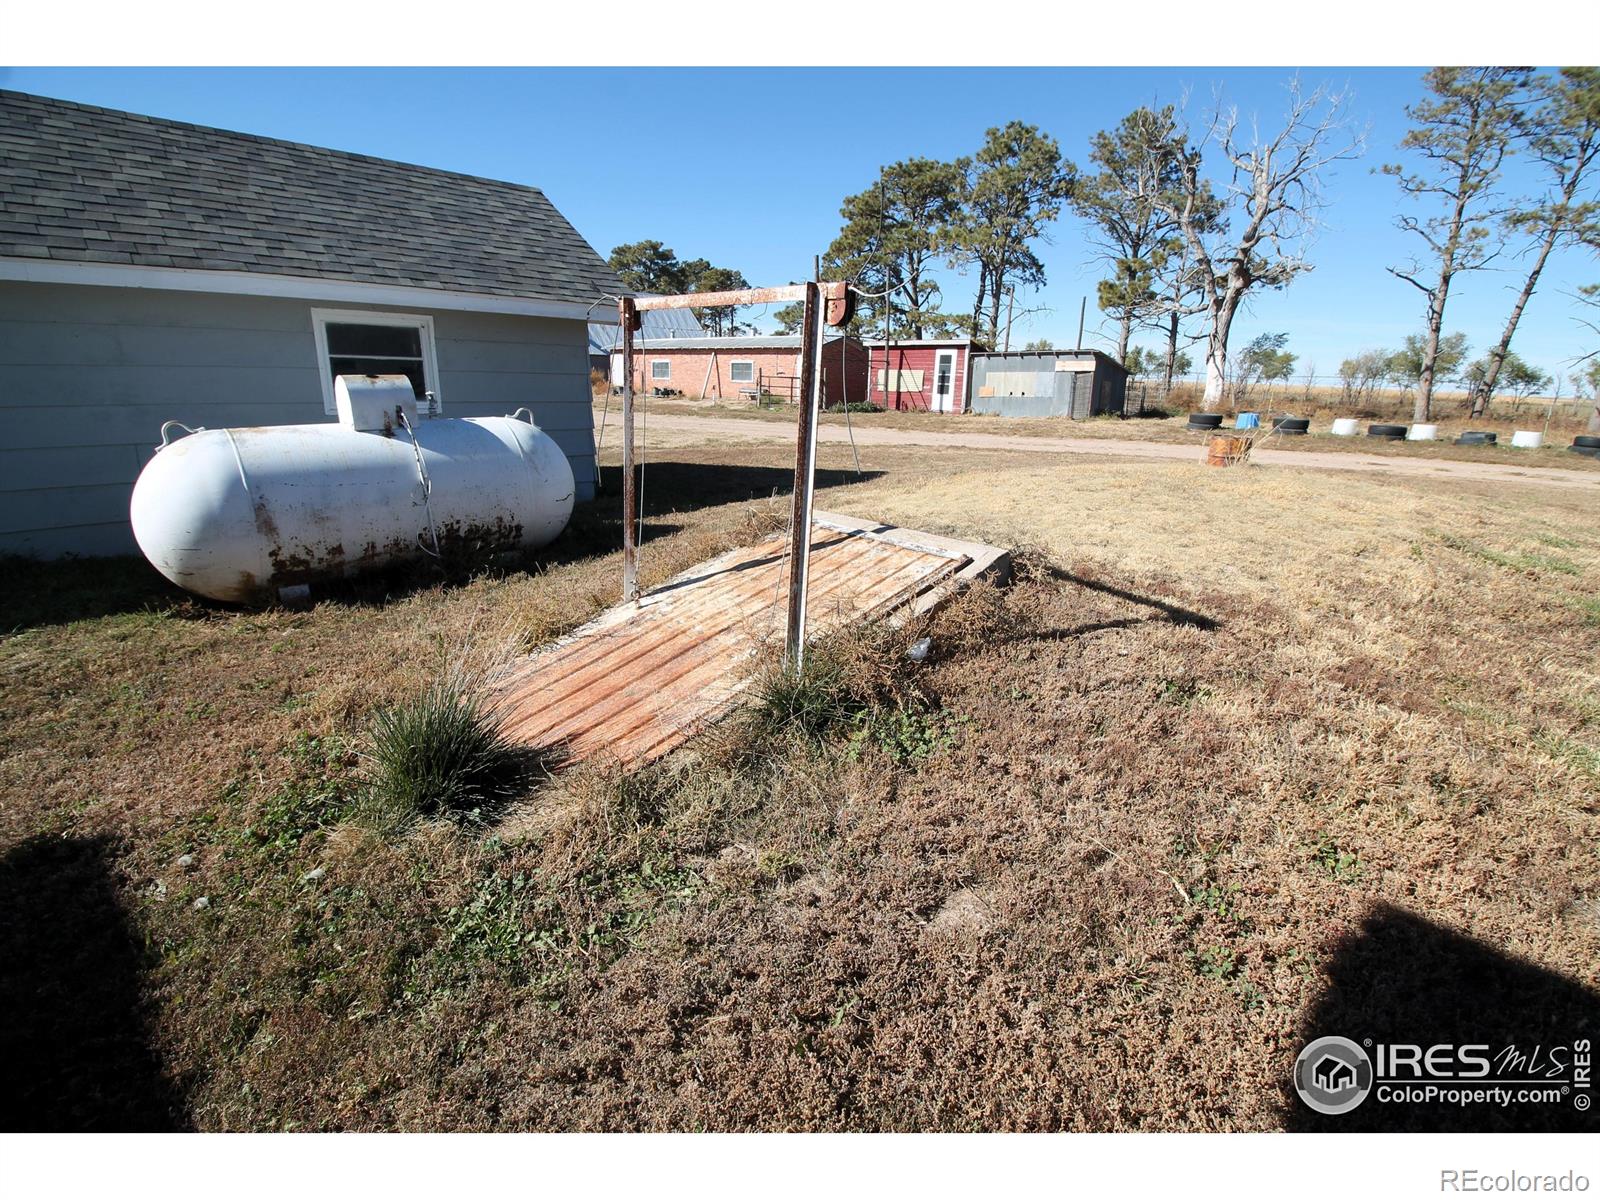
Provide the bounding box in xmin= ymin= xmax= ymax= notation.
xmin=2 ymin=437 xmax=1596 ymax=1131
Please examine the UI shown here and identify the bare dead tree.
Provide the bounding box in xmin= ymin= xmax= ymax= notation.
xmin=1151 ymin=80 xmax=1366 ymax=410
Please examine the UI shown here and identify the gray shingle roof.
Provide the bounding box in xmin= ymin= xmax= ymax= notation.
xmin=0 ymin=89 xmax=625 ymax=307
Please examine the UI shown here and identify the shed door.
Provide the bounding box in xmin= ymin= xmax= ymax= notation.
xmin=932 ymin=350 xmax=957 ymax=413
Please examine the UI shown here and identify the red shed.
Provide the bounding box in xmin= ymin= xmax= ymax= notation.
xmin=610 ymin=335 xmax=869 ymax=408
xmin=866 ymin=339 xmax=987 ymax=413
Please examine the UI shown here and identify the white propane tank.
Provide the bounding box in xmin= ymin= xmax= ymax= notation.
xmin=131 ymin=375 xmax=575 ymax=603
xmin=1330 ymin=417 xmax=1360 ymax=437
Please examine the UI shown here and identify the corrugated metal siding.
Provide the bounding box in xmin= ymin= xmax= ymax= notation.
xmin=0 ymin=282 xmax=598 ymax=557
xmin=968 ymin=350 xmax=1127 ymax=419
xmin=587 ymin=305 xmax=703 ymax=354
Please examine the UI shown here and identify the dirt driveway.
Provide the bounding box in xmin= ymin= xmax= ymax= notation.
xmin=617 ymin=411 xmax=1600 ymax=492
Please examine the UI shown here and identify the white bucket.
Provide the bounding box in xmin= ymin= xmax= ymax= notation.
xmin=1511 ymin=430 xmax=1543 ymax=449
xmin=1407 ymin=423 xmax=1438 ymax=441
xmin=1330 ymin=418 xmax=1360 ymax=437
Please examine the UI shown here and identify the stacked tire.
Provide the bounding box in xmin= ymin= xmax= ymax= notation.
xmin=1368 ymin=424 xmax=1407 ymax=441
xmin=1272 ymin=416 xmax=1310 ymax=435
xmin=1456 ymin=431 xmax=1498 ymax=446
xmin=1572 ymin=435 xmax=1600 ymax=458
xmin=1187 ymin=412 xmax=1224 ymax=433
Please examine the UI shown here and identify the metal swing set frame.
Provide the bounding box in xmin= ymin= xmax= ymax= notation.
xmin=615 ymin=280 xmax=855 ymax=668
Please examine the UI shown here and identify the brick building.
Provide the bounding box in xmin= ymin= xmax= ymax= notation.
xmin=611 ymin=335 xmax=869 ymax=408
xmin=866 ymin=338 xmax=987 ymax=413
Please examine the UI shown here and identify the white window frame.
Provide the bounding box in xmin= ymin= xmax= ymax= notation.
xmin=650 ymin=359 xmax=671 ymax=381
xmin=729 ymin=360 xmax=755 ymax=384
xmin=311 ymin=308 xmax=441 ymax=415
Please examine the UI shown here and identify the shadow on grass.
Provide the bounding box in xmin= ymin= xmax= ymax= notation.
xmin=5 ymin=462 xmax=882 ymax=629
xmin=1287 ymin=904 xmax=1598 ymax=1132
xmin=1036 ymin=564 xmax=1221 ymax=632
xmin=0 ymin=554 xmax=196 ymax=633
xmin=593 ymin=461 xmax=881 ymax=512
xmin=0 ymin=835 xmax=187 ymax=1131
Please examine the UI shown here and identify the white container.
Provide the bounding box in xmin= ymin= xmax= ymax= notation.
xmin=1407 ymin=423 xmax=1438 ymax=441
xmin=131 ymin=383 xmax=575 ymax=603
xmin=1511 ymin=430 xmax=1543 ymax=449
xmin=1331 ymin=418 xmax=1360 ymax=437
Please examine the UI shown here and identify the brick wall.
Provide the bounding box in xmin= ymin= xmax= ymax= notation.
xmin=610 ymin=338 xmax=869 ymax=406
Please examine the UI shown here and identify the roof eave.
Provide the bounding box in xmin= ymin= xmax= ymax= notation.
xmin=0 ymin=257 xmax=614 ymax=323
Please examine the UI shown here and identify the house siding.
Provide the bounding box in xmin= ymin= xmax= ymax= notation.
xmin=613 ymin=337 xmax=868 ymax=407
xmin=867 ymin=343 xmax=976 ymax=413
xmin=0 ymin=281 xmax=598 ymax=557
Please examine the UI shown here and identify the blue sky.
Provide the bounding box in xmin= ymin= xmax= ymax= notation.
xmin=5 ymin=66 xmax=1595 ymax=385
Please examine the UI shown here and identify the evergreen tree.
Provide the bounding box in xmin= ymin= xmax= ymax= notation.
xmin=951 ymin=122 xmax=1074 ymax=346
xmin=1385 ymin=67 xmax=1533 ymax=420
xmin=607 ymin=240 xmax=687 ymax=293
xmin=825 ymin=157 xmax=970 ymax=340
xmin=1469 ymin=68 xmax=1600 ymax=415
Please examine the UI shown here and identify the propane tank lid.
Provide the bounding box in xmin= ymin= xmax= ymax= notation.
xmin=336 ymin=374 xmax=419 ymax=434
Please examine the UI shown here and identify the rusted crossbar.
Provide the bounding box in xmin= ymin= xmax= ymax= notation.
xmin=630 ymin=281 xmax=852 ymax=328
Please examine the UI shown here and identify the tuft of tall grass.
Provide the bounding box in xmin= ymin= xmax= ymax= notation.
xmin=745 ymin=650 xmax=861 ymax=746
xmin=735 ymin=616 xmax=958 ymax=755
xmin=364 ymin=672 xmax=523 ymax=824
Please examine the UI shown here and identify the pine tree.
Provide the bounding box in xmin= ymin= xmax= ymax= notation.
xmin=1469 ymin=68 xmax=1600 ymax=416
xmin=951 ymin=122 xmax=1073 ymax=346
xmin=824 ymin=157 xmax=969 ymax=340
xmin=1385 ymin=67 xmax=1533 ymax=421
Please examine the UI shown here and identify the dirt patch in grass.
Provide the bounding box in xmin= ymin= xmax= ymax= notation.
xmin=2 ymin=441 xmax=1595 ymax=1130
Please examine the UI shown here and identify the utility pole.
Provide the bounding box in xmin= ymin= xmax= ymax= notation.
xmin=1003 ymin=287 xmax=1016 ymax=353
xmin=1076 ymin=297 xmax=1087 ymax=351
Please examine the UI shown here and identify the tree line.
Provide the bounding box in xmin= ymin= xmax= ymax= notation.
xmin=606 ymin=67 xmax=1600 ymax=426
xmin=604 ymin=241 xmax=753 ymax=337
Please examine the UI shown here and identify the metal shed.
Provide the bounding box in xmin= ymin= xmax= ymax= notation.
xmin=967 ymin=349 xmax=1129 ymax=419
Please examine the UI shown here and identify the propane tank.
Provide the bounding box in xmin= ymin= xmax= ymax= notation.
xmin=131 ymin=375 xmax=575 ymax=603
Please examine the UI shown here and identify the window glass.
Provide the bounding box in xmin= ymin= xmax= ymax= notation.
xmin=329 ymin=357 xmax=427 ymax=399
xmin=730 ymin=361 xmax=754 ymax=383
xmin=651 ymin=360 xmax=671 ymax=380
xmin=325 ymin=323 xmax=423 ymax=358
xmin=323 ymin=321 xmax=428 ymax=400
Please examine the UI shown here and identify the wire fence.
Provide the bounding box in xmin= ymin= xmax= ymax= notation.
xmin=1122 ymin=377 xmax=1597 ymax=425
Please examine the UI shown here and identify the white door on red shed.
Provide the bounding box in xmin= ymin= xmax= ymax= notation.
xmin=932 ymin=350 xmax=957 ymax=412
